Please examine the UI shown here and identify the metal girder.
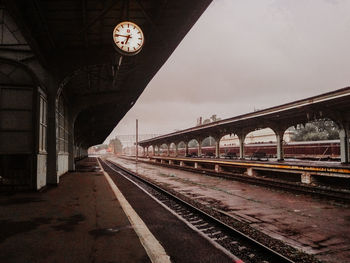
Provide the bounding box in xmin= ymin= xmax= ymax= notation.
xmin=77 ymin=0 xmax=121 ymax=36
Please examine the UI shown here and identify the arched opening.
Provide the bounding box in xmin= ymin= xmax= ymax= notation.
xmin=220 ymin=134 xmax=239 ymax=158
xmin=188 ymin=139 xmax=199 ymax=157
xmin=290 ymin=119 xmax=339 ymax=142
xmin=243 ymin=128 xmax=275 ymax=159
xmin=169 ymin=143 xmax=176 ymax=156
xmin=148 ymin=145 xmax=154 ymax=156
xmin=155 ymin=145 xmax=160 ymax=156
xmin=177 ymin=141 xmax=186 ymax=156
xmin=160 ymin=143 xmax=168 ymax=156
xmin=201 ymin=136 xmax=216 ymax=157
xmin=57 ymin=64 xmax=117 ymax=169
xmin=285 ymin=119 xmax=341 ymax=161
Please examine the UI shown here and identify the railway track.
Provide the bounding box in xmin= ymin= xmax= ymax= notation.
xmin=128 ymin=156 xmax=350 ymax=202
xmin=99 ymin=158 xmax=296 ymax=263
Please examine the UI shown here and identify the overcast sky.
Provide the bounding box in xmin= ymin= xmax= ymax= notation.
xmin=105 ymin=0 xmax=350 ymax=144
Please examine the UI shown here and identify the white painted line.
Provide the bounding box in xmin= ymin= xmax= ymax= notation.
xmin=97 ymin=159 xmax=171 ymax=263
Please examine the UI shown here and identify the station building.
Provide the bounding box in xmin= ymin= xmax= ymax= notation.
xmin=0 ymin=0 xmax=212 ymax=190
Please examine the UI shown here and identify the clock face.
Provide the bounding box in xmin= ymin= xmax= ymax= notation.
xmin=113 ymin=21 xmax=144 ymax=55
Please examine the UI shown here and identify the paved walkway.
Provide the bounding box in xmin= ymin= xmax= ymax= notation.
xmin=0 ymin=158 xmax=149 ymax=263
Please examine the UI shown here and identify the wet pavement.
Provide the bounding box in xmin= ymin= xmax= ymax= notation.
xmin=0 ymin=158 xmax=149 ymax=263
xmin=109 ymin=156 xmax=350 ymax=263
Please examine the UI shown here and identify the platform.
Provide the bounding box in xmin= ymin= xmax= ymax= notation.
xmin=0 ymin=158 xmax=149 ymax=263
xmin=134 ymin=155 xmax=350 ymax=187
xmin=0 ymin=157 xmax=235 ymax=263
xmin=147 ymin=155 xmax=350 ymax=174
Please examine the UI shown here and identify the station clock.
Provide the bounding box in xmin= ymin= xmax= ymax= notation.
xmin=113 ymin=21 xmax=145 ymax=56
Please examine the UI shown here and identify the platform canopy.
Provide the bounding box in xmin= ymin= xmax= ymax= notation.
xmin=4 ymin=0 xmax=212 ymax=147
xmin=140 ymin=87 xmax=350 ymax=146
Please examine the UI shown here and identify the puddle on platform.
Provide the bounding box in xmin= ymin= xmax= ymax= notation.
xmin=89 ymin=225 xmax=132 ymax=238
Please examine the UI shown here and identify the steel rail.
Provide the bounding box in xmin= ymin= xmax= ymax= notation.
xmin=101 ymin=158 xmax=295 ymax=263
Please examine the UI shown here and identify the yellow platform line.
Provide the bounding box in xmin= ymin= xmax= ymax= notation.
xmin=149 ymin=156 xmax=350 ymax=175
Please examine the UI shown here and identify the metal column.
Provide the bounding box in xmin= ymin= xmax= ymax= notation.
xmin=340 ymin=124 xmax=349 ymax=163
xmin=185 ymin=143 xmax=189 ymax=156
xmin=198 ymin=139 xmax=202 ymax=156
xmin=276 ymin=131 xmax=284 ymax=161
xmin=215 ymin=140 xmax=220 ymax=158
xmin=238 ymin=133 xmax=246 ymax=159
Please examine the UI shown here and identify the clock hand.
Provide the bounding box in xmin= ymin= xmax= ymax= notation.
xmin=125 ymin=35 xmax=132 ymax=44
xmin=115 ymin=34 xmax=129 ymax=38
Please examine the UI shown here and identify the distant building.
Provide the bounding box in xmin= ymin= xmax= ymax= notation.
xmin=122 ymin=145 xmax=143 ymax=156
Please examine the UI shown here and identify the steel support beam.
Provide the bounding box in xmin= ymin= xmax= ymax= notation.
xmin=197 ymin=138 xmax=202 ymax=156
xmin=167 ymin=144 xmax=170 ymax=156
xmin=276 ymin=130 xmax=285 ymax=161
xmin=175 ymin=143 xmax=178 ymax=157
xmin=238 ymin=133 xmax=246 ymax=159
xmin=77 ymin=0 xmax=121 ymax=36
xmin=215 ymin=139 xmax=220 ymax=158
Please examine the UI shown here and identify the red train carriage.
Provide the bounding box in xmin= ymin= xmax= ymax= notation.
xmin=177 ymin=140 xmax=340 ymax=160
